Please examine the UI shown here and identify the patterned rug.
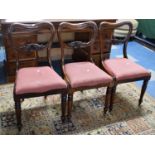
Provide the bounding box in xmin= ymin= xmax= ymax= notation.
xmin=0 ymin=83 xmax=155 ymax=135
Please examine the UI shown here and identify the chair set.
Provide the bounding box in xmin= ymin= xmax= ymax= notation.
xmin=8 ymin=21 xmax=151 ymax=131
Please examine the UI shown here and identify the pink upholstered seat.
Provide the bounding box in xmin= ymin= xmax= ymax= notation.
xmin=15 ymin=66 xmax=67 ymax=95
xmin=102 ymin=58 xmax=150 ymax=81
xmin=64 ymin=62 xmax=112 ymax=88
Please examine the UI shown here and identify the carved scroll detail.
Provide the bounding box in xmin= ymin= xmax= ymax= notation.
xmin=20 ymin=43 xmax=46 ymax=52
xmin=67 ymin=41 xmax=87 ymax=49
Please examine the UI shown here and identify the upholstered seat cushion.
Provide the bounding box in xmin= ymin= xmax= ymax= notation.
xmin=15 ymin=66 xmax=67 ymax=95
xmin=64 ymin=62 xmax=112 ymax=88
xmin=102 ymin=58 xmax=150 ymax=81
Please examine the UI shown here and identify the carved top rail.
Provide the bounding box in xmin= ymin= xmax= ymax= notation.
xmin=8 ymin=22 xmax=55 ymax=69
xmin=99 ymin=21 xmax=133 ymax=59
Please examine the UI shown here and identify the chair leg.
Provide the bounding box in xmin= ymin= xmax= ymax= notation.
xmin=139 ymin=79 xmax=149 ymax=106
xmin=44 ymin=95 xmax=47 ymax=100
xmin=109 ymin=85 xmax=117 ymax=112
xmin=67 ymin=92 xmax=73 ymax=121
xmin=104 ymin=87 xmax=112 ymax=115
xmin=61 ymin=92 xmax=67 ymax=123
xmin=15 ymin=100 xmax=22 ymax=131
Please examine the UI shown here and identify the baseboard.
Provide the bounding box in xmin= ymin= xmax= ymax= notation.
xmin=134 ymin=36 xmax=155 ymax=51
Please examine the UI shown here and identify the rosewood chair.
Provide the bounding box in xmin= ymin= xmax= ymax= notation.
xmin=58 ymin=21 xmax=113 ymax=121
xmin=99 ymin=21 xmax=151 ymax=112
xmin=9 ymin=22 xmax=67 ymax=130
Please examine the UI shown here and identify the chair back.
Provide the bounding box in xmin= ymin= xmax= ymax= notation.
xmin=58 ymin=21 xmax=98 ymax=66
xmin=99 ymin=21 xmax=133 ymax=60
xmin=9 ymin=22 xmax=55 ymax=69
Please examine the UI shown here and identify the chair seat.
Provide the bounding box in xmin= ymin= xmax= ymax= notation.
xmin=15 ymin=66 xmax=67 ymax=95
xmin=102 ymin=58 xmax=150 ymax=81
xmin=64 ymin=62 xmax=112 ymax=88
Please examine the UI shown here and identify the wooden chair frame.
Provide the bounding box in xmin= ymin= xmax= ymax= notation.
xmin=9 ymin=22 xmax=68 ymax=130
xmin=99 ymin=21 xmax=151 ymax=112
xmin=58 ymin=21 xmax=113 ymax=120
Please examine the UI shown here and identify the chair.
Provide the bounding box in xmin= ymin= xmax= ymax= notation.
xmin=58 ymin=21 xmax=113 ymax=120
xmin=99 ymin=21 xmax=151 ymax=112
xmin=9 ymin=22 xmax=67 ymax=130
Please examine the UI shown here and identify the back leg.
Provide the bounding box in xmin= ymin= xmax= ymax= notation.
xmin=109 ymin=85 xmax=117 ymax=112
xmin=14 ymin=98 xmax=22 ymax=131
xmin=61 ymin=92 xmax=67 ymax=123
xmin=67 ymin=92 xmax=73 ymax=122
xmin=104 ymin=87 xmax=112 ymax=115
xmin=139 ymin=79 xmax=150 ymax=106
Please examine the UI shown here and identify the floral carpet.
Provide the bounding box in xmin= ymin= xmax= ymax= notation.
xmin=0 ymin=83 xmax=155 ymax=135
